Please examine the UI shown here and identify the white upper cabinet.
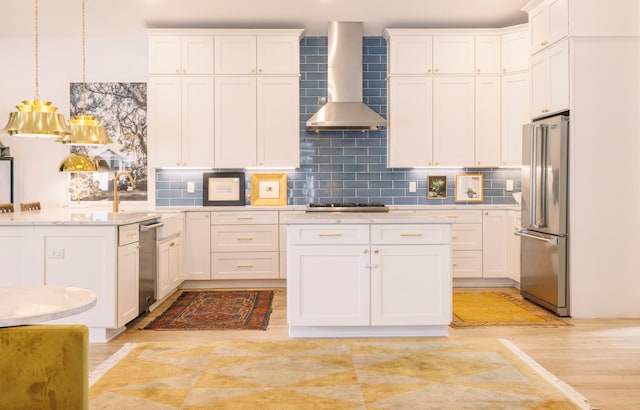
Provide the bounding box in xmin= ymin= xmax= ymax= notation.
xmin=148 ymin=35 xmax=214 ymax=75
xmin=526 ymin=0 xmax=569 ymax=54
xmin=474 ymin=76 xmax=501 ymax=167
xmin=387 ymin=35 xmax=433 ymax=75
xmin=501 ymin=72 xmax=529 ymax=166
xmin=529 ymin=39 xmax=569 ymax=118
xmin=475 ymin=36 xmax=501 ymax=74
xmin=215 ymin=35 xmax=300 ymax=75
xmin=501 ymin=27 xmax=529 ymax=73
xmin=433 ymin=36 xmax=475 ymax=74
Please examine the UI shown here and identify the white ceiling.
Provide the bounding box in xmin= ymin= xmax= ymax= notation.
xmin=0 ymin=0 xmax=530 ymax=37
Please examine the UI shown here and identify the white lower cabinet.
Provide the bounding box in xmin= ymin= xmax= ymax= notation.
xmin=0 ymin=227 xmax=36 ymax=285
xmin=287 ymin=223 xmax=451 ymax=337
xmin=508 ymin=210 xmax=522 ymax=283
xmin=157 ymin=235 xmax=183 ymax=300
xmin=185 ymin=212 xmax=212 ymax=279
xmin=482 ymin=210 xmax=509 ymax=278
xmin=117 ymin=241 xmax=139 ymax=327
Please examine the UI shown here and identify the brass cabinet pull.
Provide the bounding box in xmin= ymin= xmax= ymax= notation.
xmin=236 ymin=264 xmax=254 ymax=268
xmin=319 ymin=233 xmax=343 ymax=237
xmin=400 ymin=233 xmax=424 ymax=237
xmin=236 ymin=237 xmax=254 ymax=241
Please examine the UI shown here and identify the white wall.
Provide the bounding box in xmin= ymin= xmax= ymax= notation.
xmin=569 ymin=37 xmax=640 ymax=318
xmin=0 ymin=33 xmax=147 ymax=207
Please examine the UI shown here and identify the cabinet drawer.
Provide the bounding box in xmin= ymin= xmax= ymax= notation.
xmin=371 ymin=224 xmax=450 ymax=245
xmin=287 ymin=225 xmax=369 ymax=245
xmin=211 ymin=251 xmax=279 ymax=279
xmin=414 ymin=210 xmax=482 ymax=224
xmin=118 ymin=224 xmax=139 ymax=246
xmin=211 ymin=225 xmax=278 ymax=252
xmin=452 ymin=250 xmax=483 ymax=278
xmin=210 ymin=211 xmax=278 ymax=225
xmin=451 ymin=223 xmax=482 ymax=250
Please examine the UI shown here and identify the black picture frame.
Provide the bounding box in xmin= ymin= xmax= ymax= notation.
xmin=203 ymin=172 xmax=246 ymax=206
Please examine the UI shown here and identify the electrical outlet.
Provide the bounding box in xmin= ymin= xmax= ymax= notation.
xmin=47 ymin=248 xmax=64 ymax=259
xmin=187 ymin=182 xmax=195 ymax=193
xmin=506 ymin=180 xmax=514 ymax=191
xmin=409 ymin=181 xmax=417 ymax=193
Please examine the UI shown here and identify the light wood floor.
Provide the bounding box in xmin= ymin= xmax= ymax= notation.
xmin=89 ymin=287 xmax=640 ymax=410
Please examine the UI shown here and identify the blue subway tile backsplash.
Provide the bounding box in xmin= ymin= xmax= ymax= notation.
xmin=155 ymin=36 xmax=521 ymax=207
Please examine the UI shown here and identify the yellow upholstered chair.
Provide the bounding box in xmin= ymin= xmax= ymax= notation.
xmin=20 ymin=201 xmax=41 ymax=211
xmin=0 ymin=324 xmax=89 ymax=409
xmin=0 ymin=203 xmax=14 ymax=213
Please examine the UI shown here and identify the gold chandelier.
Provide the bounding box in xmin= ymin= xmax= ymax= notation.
xmin=1 ymin=0 xmax=71 ymax=138
xmin=57 ymin=0 xmax=112 ymax=145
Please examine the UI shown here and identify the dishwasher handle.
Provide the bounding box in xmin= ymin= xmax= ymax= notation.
xmin=140 ymin=221 xmax=164 ymax=232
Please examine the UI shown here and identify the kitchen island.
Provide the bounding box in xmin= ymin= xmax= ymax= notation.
xmin=0 ymin=209 xmax=160 ymax=342
xmin=285 ymin=213 xmax=452 ymax=338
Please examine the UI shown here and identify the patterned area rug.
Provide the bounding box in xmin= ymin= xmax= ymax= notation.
xmin=451 ymin=291 xmax=571 ymax=328
xmin=89 ymin=338 xmax=591 ymax=409
xmin=144 ymin=290 xmax=274 ymax=330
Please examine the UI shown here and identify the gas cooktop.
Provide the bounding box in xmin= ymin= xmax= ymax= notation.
xmin=305 ymin=203 xmax=389 ymax=212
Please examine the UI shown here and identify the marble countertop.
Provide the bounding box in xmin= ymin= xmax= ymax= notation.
xmin=0 ymin=208 xmax=161 ymax=226
xmin=0 ymin=286 xmax=97 ymax=327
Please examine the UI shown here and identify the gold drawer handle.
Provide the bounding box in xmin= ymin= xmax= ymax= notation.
xmin=400 ymin=233 xmax=423 ymax=237
xmin=319 ymin=233 xmax=343 ymax=237
xmin=236 ymin=217 xmax=254 ymax=220
xmin=236 ymin=264 xmax=254 ymax=268
xmin=236 ymin=237 xmax=254 ymax=241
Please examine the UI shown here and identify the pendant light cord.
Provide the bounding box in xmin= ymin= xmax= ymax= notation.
xmin=34 ymin=0 xmax=40 ymax=100
xmin=81 ymin=0 xmax=87 ymax=115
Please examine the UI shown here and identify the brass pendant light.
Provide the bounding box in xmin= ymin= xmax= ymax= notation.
xmin=58 ymin=153 xmax=98 ymax=172
xmin=57 ymin=0 xmax=112 ymax=145
xmin=1 ymin=0 xmax=71 ymax=138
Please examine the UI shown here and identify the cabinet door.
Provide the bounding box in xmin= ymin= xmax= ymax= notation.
xmin=388 ymin=36 xmax=432 ymax=74
xmin=117 ymin=242 xmax=139 ymax=327
xmin=508 ymin=211 xmax=521 ymax=283
xmin=371 ymin=244 xmax=451 ymax=326
xmin=475 ymin=35 xmax=501 ymax=74
xmin=256 ymin=76 xmax=300 ymax=167
xmin=212 ymin=251 xmax=279 ymax=280
xmin=474 ymin=76 xmax=501 ymax=167
xmin=387 ymin=76 xmax=433 ymax=167
xmin=185 ymin=212 xmax=211 ymax=280
xmin=214 ymin=36 xmax=257 ymax=74
xmin=433 ymin=36 xmax=475 ymax=74
xmin=501 ymin=72 xmax=529 ymax=166
xmin=501 ymin=29 xmax=529 ymax=73
xmin=148 ymin=36 xmax=181 ymax=74
xmin=287 ymin=245 xmax=370 ymax=326
xmin=482 ymin=210 xmax=509 ymax=278
xmin=214 ymin=76 xmax=257 ymax=168
xmin=148 ymin=76 xmax=182 ymax=167
xmin=530 ymin=40 xmax=569 ymax=118
xmin=529 ymin=0 xmax=568 ymax=54
xmin=181 ymin=76 xmax=214 ymax=167
xmin=181 ymin=36 xmax=214 ymax=74
xmin=157 ymin=237 xmax=182 ymax=300
xmin=257 ymin=36 xmax=300 ymax=74
xmin=0 ymin=227 xmax=37 ymax=285
xmin=452 ymin=251 xmax=483 ymax=278
xmin=432 ymin=77 xmax=475 ymax=166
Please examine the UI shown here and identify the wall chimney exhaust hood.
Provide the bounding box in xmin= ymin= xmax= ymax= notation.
xmin=306 ymin=22 xmax=387 ymax=132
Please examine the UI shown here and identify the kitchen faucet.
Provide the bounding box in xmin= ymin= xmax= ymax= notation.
xmin=113 ymin=171 xmax=135 ymax=213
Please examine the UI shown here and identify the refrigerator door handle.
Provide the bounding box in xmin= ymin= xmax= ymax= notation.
xmin=538 ymin=125 xmax=549 ymax=228
xmin=529 ymin=125 xmax=537 ymax=228
xmin=515 ymin=230 xmax=558 ymax=245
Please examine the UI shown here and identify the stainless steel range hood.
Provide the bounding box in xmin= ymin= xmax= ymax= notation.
xmin=306 ymin=22 xmax=387 ymax=131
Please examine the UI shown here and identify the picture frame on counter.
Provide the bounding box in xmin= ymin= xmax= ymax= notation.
xmin=250 ymin=173 xmax=287 ymax=206
xmin=427 ymin=175 xmax=447 ymax=199
xmin=203 ymin=172 xmax=246 ymax=206
xmin=455 ymin=174 xmax=483 ymax=202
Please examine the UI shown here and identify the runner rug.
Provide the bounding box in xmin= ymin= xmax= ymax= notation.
xmin=451 ymin=291 xmax=571 ymax=328
xmin=144 ymin=290 xmax=274 ymax=331
xmin=89 ymin=338 xmax=592 ymax=409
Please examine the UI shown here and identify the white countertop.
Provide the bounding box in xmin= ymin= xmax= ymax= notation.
xmin=284 ymin=212 xmax=454 ymax=224
xmin=0 ymin=286 xmax=97 ymax=327
xmin=0 ymin=208 xmax=161 ymax=226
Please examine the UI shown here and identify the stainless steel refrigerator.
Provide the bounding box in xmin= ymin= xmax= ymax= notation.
xmin=517 ymin=114 xmax=569 ymax=316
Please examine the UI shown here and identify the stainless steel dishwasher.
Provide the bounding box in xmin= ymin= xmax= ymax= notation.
xmin=139 ymin=219 xmax=164 ymax=313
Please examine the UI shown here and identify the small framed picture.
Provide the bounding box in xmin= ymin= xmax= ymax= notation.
xmin=250 ymin=173 xmax=287 ymax=206
xmin=427 ymin=175 xmax=447 ymax=199
xmin=203 ymin=172 xmax=246 ymax=206
xmin=455 ymin=174 xmax=483 ymax=202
